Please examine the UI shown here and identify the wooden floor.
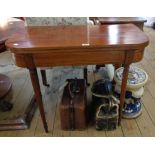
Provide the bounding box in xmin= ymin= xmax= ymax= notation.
xmin=0 ymin=27 xmax=155 ymax=137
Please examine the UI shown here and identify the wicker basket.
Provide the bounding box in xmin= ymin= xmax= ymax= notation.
xmin=95 ymin=98 xmax=119 ymax=131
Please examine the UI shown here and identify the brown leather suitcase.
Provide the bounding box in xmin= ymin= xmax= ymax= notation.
xmin=60 ymin=79 xmax=86 ymax=130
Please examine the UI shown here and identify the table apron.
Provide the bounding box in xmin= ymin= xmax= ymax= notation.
xmin=13 ymin=49 xmax=144 ymax=68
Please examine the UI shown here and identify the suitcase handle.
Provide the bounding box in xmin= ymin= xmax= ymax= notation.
xmin=68 ymin=79 xmax=80 ymax=99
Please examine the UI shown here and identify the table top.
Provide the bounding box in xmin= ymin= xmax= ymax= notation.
xmin=6 ymin=24 xmax=149 ymax=53
xmin=96 ymin=17 xmax=147 ymax=24
xmin=0 ymin=18 xmax=25 ymax=43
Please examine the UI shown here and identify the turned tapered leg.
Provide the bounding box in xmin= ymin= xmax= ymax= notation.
xmin=29 ymin=68 xmax=48 ymax=132
xmin=40 ymin=69 xmax=50 ymax=87
xmin=118 ymin=65 xmax=130 ymax=124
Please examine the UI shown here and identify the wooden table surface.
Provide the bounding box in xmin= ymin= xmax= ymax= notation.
xmin=89 ymin=17 xmax=147 ymax=71
xmin=6 ymin=24 xmax=149 ymax=132
xmin=0 ymin=18 xmax=25 ymax=42
xmin=97 ymin=17 xmax=147 ymax=24
xmin=6 ymin=24 xmax=148 ymax=51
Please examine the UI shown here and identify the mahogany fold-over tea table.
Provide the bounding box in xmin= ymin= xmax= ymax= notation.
xmin=6 ymin=24 xmax=149 ymax=132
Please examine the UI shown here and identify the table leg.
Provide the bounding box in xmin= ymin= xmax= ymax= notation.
xmin=84 ymin=67 xmax=90 ymax=86
xmin=118 ymin=50 xmax=134 ymax=124
xmin=40 ymin=69 xmax=50 ymax=87
xmin=118 ymin=64 xmax=130 ymax=124
xmin=29 ymin=68 xmax=48 ymax=133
